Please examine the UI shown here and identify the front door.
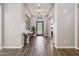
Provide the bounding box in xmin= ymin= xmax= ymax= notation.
xmin=36 ymin=21 xmax=44 ymax=36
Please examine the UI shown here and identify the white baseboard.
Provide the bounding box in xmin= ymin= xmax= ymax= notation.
xmin=2 ymin=46 xmax=22 ymax=49
xmin=54 ymin=46 xmax=75 ymax=49
xmin=56 ymin=47 xmax=75 ymax=49
xmin=0 ymin=47 xmax=2 ymax=50
xmin=75 ymin=48 xmax=79 ymax=50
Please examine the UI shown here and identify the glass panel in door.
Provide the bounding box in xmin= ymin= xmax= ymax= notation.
xmin=36 ymin=21 xmax=43 ymax=36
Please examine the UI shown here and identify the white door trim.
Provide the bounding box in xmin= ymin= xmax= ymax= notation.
xmin=0 ymin=5 xmax=2 ymax=49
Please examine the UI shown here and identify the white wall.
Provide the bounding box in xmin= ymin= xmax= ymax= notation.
xmin=48 ymin=17 xmax=54 ymax=37
xmin=3 ymin=3 xmax=22 ymax=48
xmin=47 ymin=5 xmax=54 ymax=37
xmin=0 ymin=5 xmax=2 ymax=49
xmin=48 ymin=7 xmax=54 ymax=19
xmin=48 ymin=19 xmax=51 ymax=37
xmin=53 ymin=4 xmax=57 ymax=46
xmin=21 ymin=4 xmax=28 ymax=33
xmin=55 ymin=3 xmax=75 ymax=48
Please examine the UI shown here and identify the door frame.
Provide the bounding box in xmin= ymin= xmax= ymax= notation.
xmin=36 ymin=21 xmax=44 ymax=36
xmin=0 ymin=5 xmax=2 ymax=49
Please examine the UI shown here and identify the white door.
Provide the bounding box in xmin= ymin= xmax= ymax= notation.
xmin=0 ymin=5 xmax=2 ymax=49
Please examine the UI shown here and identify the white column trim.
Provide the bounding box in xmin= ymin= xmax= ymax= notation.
xmin=75 ymin=3 xmax=78 ymax=49
xmin=0 ymin=5 xmax=2 ymax=49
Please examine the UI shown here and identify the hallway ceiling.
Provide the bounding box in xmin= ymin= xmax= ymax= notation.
xmin=24 ymin=3 xmax=54 ymax=17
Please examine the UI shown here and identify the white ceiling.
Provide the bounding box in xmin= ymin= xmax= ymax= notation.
xmin=24 ymin=3 xmax=54 ymax=16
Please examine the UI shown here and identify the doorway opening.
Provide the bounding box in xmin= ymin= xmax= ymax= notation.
xmin=36 ymin=21 xmax=44 ymax=36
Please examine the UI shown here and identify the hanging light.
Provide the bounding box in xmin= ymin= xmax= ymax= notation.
xmin=38 ymin=4 xmax=41 ymax=17
xmin=37 ymin=3 xmax=42 ymax=20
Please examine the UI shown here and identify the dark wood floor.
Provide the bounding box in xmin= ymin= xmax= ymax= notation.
xmin=0 ymin=36 xmax=79 ymax=56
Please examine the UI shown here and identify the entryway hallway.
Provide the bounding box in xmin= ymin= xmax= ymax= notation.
xmin=0 ymin=3 xmax=79 ymax=56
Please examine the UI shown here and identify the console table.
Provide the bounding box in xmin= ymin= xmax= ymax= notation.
xmin=24 ymin=30 xmax=33 ymax=44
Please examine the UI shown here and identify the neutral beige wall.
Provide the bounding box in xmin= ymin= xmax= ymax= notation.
xmin=3 ymin=3 xmax=22 ymax=48
xmin=55 ymin=3 xmax=75 ymax=48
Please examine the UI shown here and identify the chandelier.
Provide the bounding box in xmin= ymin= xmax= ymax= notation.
xmin=37 ymin=4 xmax=43 ymax=20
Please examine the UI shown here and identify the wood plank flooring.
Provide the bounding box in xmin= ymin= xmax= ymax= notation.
xmin=0 ymin=36 xmax=79 ymax=56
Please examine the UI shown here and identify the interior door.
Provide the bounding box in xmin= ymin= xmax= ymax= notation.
xmin=36 ymin=21 xmax=44 ymax=36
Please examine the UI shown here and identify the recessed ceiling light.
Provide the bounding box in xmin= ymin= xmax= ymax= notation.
xmin=38 ymin=4 xmax=40 ymax=6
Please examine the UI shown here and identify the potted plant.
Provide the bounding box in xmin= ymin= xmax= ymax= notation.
xmin=31 ymin=26 xmax=35 ymax=36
